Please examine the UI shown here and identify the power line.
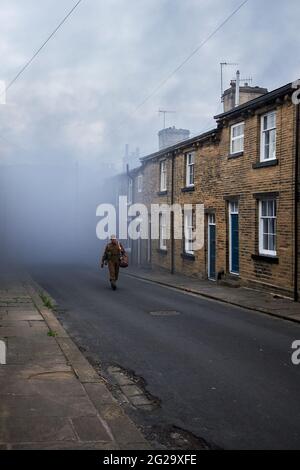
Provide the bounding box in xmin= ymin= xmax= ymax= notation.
xmin=105 ymin=0 xmax=249 ymax=143
xmin=3 ymin=0 xmax=84 ymax=96
xmin=0 ymin=0 xmax=84 ymax=151
xmin=130 ymin=0 xmax=249 ymax=117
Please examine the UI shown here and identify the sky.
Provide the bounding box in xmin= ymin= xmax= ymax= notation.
xmin=0 ymin=0 xmax=300 ymax=171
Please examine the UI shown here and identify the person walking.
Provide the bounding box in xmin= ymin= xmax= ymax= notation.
xmin=101 ymin=235 xmax=126 ymax=290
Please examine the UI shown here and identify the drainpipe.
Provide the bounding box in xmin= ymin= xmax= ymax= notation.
xmin=171 ymin=152 xmax=175 ymax=275
xmin=294 ymin=103 xmax=299 ymax=302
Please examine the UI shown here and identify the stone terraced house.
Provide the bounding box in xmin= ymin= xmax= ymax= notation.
xmin=110 ymin=80 xmax=300 ymax=301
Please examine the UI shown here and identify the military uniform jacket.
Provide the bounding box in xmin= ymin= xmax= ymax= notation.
xmin=102 ymin=242 xmax=125 ymax=263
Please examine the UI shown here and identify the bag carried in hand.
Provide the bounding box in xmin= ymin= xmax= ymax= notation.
xmin=119 ymin=253 xmax=129 ymax=268
xmin=118 ymin=242 xmax=128 ymax=268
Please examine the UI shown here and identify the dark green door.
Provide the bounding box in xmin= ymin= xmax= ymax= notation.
xmin=208 ymin=216 xmax=216 ymax=280
xmin=230 ymin=212 xmax=239 ymax=274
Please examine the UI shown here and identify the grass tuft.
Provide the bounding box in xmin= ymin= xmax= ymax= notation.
xmin=47 ymin=330 xmax=58 ymax=337
xmin=40 ymin=293 xmax=54 ymax=310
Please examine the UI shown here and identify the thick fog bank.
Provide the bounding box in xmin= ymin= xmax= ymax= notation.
xmin=0 ymin=161 xmax=112 ymax=271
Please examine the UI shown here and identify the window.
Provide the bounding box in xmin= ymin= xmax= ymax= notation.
xmin=230 ymin=122 xmax=244 ymax=155
xmin=261 ymin=111 xmax=276 ymax=161
xmin=208 ymin=213 xmax=216 ymax=225
xmin=128 ymin=178 xmax=133 ymax=205
xmin=259 ymin=199 xmax=277 ymax=256
xmin=159 ymin=212 xmax=167 ymax=251
xmin=137 ymin=175 xmax=143 ymax=193
xmin=229 ymin=201 xmax=239 ymax=214
xmin=184 ymin=210 xmax=194 ymax=255
xmin=160 ymin=160 xmax=167 ymax=192
xmin=126 ymin=237 xmax=132 ymax=254
xmin=186 ymin=153 xmax=195 ymax=187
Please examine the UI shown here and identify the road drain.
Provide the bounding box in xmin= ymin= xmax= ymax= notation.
xmin=149 ymin=310 xmax=181 ymax=316
xmin=107 ymin=365 xmax=160 ymax=411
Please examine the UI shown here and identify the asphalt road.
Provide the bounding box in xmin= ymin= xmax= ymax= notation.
xmin=32 ymin=264 xmax=300 ymax=450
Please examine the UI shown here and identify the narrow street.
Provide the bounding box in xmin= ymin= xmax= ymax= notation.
xmin=32 ymin=264 xmax=300 ymax=450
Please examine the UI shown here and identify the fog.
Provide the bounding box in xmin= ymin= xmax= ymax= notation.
xmin=0 ymin=0 xmax=299 ymax=272
xmin=0 ymin=160 xmax=113 ymax=268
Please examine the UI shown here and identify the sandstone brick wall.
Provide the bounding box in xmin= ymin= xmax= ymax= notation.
xmin=122 ymin=90 xmax=299 ymax=299
xmin=117 ymin=87 xmax=300 ymax=295
xmin=215 ymin=100 xmax=296 ymax=295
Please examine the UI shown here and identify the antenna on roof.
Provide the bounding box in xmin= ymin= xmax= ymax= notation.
xmin=220 ymin=62 xmax=238 ymax=101
xmin=158 ymin=109 xmax=176 ymax=129
xmin=232 ymin=76 xmax=253 ymax=86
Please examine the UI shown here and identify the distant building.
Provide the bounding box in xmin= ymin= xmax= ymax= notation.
xmin=122 ymin=144 xmax=140 ymax=172
xmin=158 ymin=127 xmax=190 ymax=150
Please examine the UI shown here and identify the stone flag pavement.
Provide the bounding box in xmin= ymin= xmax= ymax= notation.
xmin=0 ymin=277 xmax=150 ymax=450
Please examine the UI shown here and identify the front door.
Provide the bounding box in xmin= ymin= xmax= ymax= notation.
xmin=137 ymin=237 xmax=141 ymax=265
xmin=208 ymin=213 xmax=216 ymax=280
xmin=229 ymin=202 xmax=239 ymax=275
xmin=147 ymin=215 xmax=151 ymax=263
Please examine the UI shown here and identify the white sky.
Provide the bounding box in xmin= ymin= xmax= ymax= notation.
xmin=0 ymin=0 xmax=299 ymax=170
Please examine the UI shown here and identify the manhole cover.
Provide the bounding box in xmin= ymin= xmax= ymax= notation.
xmin=149 ymin=310 xmax=181 ymax=316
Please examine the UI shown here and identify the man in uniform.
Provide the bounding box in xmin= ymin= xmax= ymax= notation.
xmin=101 ymin=235 xmax=126 ymax=290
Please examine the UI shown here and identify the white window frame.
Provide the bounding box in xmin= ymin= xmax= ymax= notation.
xmin=186 ymin=152 xmax=195 ymax=187
xmin=184 ymin=210 xmax=194 ymax=255
xmin=128 ymin=178 xmax=133 ymax=205
xmin=159 ymin=212 xmax=167 ymax=251
xmin=260 ymin=111 xmax=277 ymax=162
xmin=259 ymin=199 xmax=277 ymax=256
xmin=137 ymin=174 xmax=143 ymax=193
xmin=160 ymin=160 xmax=167 ymax=192
xmin=230 ymin=122 xmax=244 ymax=155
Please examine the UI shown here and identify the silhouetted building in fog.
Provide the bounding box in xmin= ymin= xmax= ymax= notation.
xmin=122 ymin=144 xmax=140 ymax=172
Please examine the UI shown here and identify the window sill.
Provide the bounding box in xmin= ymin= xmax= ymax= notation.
xmin=251 ymin=254 xmax=279 ymax=264
xmin=252 ymin=159 xmax=278 ymax=169
xmin=181 ymin=186 xmax=195 ymax=193
xmin=157 ymin=190 xmax=168 ymax=196
xmin=181 ymin=253 xmax=195 ymax=261
xmin=157 ymin=249 xmax=168 ymax=255
xmin=228 ymin=151 xmax=244 ymax=159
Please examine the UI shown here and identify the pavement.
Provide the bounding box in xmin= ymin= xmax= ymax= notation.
xmin=30 ymin=264 xmax=300 ymax=450
xmin=126 ymin=266 xmax=300 ymax=324
xmin=0 ymin=273 xmax=150 ymax=450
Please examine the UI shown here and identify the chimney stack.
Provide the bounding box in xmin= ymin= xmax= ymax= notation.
xmin=158 ymin=127 xmax=190 ymax=150
xmin=222 ymin=78 xmax=268 ymax=113
xmin=235 ymin=70 xmax=240 ymax=107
